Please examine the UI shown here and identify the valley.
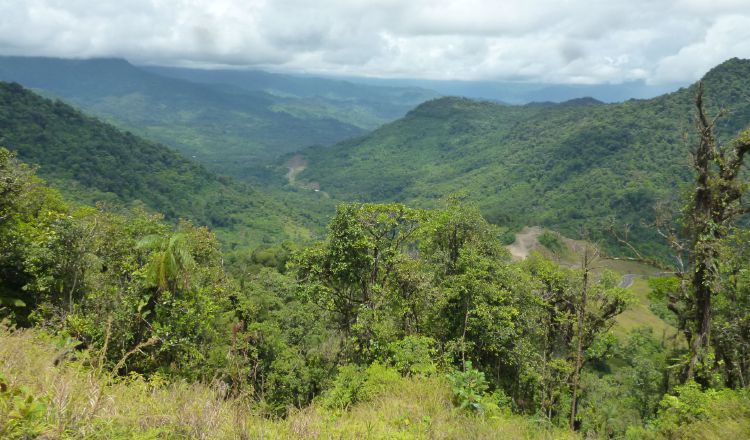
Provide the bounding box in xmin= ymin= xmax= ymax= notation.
xmin=1 ymin=53 xmax=750 ymax=440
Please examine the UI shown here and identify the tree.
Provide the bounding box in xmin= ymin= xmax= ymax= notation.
xmin=525 ymin=247 xmax=632 ymax=427
xmin=681 ymin=84 xmax=750 ymax=382
xmin=137 ymin=231 xmax=196 ymax=293
xmin=293 ymin=203 xmax=422 ymax=360
xmin=609 ymin=83 xmax=750 ymax=385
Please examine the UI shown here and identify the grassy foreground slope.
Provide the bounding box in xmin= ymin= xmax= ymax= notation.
xmin=297 ymin=58 xmax=750 ymax=257
xmin=0 ymin=81 xmax=326 ymax=247
xmin=4 ymin=327 xmax=749 ymax=439
xmin=0 ymin=327 xmax=574 ymax=440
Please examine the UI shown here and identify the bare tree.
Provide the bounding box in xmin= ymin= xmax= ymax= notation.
xmin=683 ymin=83 xmax=750 ymax=381
xmin=606 ymin=83 xmax=750 ymax=384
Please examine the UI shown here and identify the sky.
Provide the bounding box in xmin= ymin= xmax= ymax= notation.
xmin=1 ymin=0 xmax=750 ymax=85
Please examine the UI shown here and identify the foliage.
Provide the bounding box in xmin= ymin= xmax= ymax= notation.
xmin=647 ymin=277 xmax=680 ymax=326
xmin=637 ymin=384 xmax=750 ymax=440
xmin=577 ymin=327 xmax=670 ymax=438
xmin=321 ymin=362 xmax=401 ymax=411
xmin=0 ymin=326 xmax=579 ymax=439
xmin=538 ymin=230 xmax=566 ymax=256
xmin=447 ymin=361 xmax=508 ymax=416
xmin=0 ymin=374 xmax=49 ymax=439
xmin=387 ymin=335 xmax=438 ymax=377
xmin=226 ymin=268 xmax=336 ymax=415
xmin=293 ymin=202 xmax=425 ymax=361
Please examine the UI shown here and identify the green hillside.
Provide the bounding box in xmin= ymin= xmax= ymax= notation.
xmin=0 ymin=57 xmax=433 ymax=178
xmin=296 ymin=58 xmax=750 ymax=257
xmin=0 ymin=81 xmax=329 ymax=248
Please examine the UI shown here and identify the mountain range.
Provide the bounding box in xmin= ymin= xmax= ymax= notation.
xmin=2 ymin=55 xmax=749 ymax=257
xmin=0 ymin=56 xmax=437 ymax=179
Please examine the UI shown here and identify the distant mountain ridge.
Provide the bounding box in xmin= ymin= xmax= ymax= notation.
xmin=142 ymin=65 xmax=438 ymax=125
xmin=0 ymin=56 xmax=437 ymax=179
xmin=294 ymin=58 xmax=750 ymax=257
xmin=331 ymin=75 xmax=683 ymax=105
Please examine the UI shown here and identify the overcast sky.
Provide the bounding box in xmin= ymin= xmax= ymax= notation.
xmin=1 ymin=0 xmax=749 ymax=84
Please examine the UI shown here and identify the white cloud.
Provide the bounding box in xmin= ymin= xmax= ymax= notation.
xmin=0 ymin=0 xmax=748 ymax=84
xmin=653 ymin=14 xmax=750 ymax=84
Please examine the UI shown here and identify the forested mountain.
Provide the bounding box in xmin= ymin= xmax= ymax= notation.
xmin=296 ymin=58 xmax=750 ymax=256
xmin=0 ymin=81 xmax=329 ymax=247
xmin=0 ymin=56 xmax=435 ymax=178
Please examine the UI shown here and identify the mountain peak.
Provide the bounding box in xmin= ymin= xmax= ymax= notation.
xmin=701 ymin=57 xmax=750 ymax=83
xmin=560 ymin=97 xmax=604 ymax=106
xmin=407 ymin=96 xmax=491 ymax=118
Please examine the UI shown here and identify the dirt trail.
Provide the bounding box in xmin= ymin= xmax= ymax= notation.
xmin=507 ymin=226 xmax=544 ymax=260
xmin=284 ymin=154 xmax=327 ymax=196
xmin=619 ymin=274 xmax=636 ymax=288
xmin=284 ymin=154 xmax=308 ymax=185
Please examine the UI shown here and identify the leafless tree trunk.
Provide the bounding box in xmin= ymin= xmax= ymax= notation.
xmin=570 ymin=244 xmax=596 ymax=429
xmin=684 ymin=83 xmax=750 ymax=381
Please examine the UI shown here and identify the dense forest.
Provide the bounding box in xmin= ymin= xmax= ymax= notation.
xmin=296 ymin=58 xmax=750 ymax=258
xmin=0 ymin=80 xmax=340 ymax=251
xmin=2 ymin=57 xmax=750 ymax=439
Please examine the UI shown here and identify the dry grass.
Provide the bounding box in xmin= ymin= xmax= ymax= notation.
xmin=0 ymin=326 xmax=577 ymax=439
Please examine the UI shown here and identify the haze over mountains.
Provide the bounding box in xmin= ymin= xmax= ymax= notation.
xmin=333 ymin=76 xmax=683 ymax=105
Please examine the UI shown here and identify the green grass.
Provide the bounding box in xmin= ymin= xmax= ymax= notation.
xmin=0 ymin=326 xmax=576 ymax=440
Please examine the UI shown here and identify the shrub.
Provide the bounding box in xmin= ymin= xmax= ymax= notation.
xmin=387 ymin=335 xmax=438 ymax=377
xmin=538 ymin=231 xmax=566 ymax=255
xmin=447 ymin=361 xmax=508 ymax=416
xmin=652 ymin=381 xmax=717 ymax=434
xmin=0 ymin=374 xmax=50 ymax=439
xmin=321 ymin=362 xmax=400 ymax=411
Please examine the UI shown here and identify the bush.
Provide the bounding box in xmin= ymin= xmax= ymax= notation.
xmin=0 ymin=374 xmax=50 ymax=439
xmin=447 ymin=361 xmax=508 ymax=416
xmin=653 ymin=381 xmax=717 ymax=434
xmin=538 ymin=230 xmax=566 ymax=255
xmin=321 ymin=362 xmax=400 ymax=411
xmin=642 ymin=382 xmax=750 ymax=439
xmin=387 ymin=336 xmax=438 ymax=377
